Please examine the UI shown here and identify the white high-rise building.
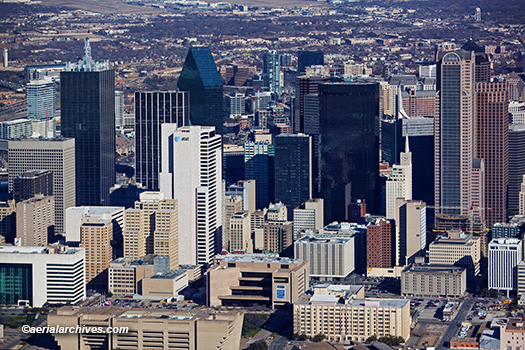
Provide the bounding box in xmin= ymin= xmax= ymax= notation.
xmin=395 ymin=198 xmax=426 ymax=266
xmin=489 ymin=238 xmax=522 ymax=294
xmin=0 ymin=245 xmax=85 ymax=307
xmin=386 ymin=136 xmax=412 ymax=220
xmin=293 ymin=198 xmax=324 ymax=239
xmin=115 ymin=91 xmax=124 ymax=128
xmin=160 ymin=125 xmax=222 ymax=266
xmin=27 ymin=78 xmax=55 ymax=120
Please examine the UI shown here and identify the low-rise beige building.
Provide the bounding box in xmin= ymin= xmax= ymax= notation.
xmin=108 ymin=257 xmax=155 ymax=297
xmin=207 ymin=253 xmax=309 ymax=309
xmin=48 ymin=306 xmax=244 ymax=350
xmin=293 ymin=285 xmax=410 ymax=343
xmin=428 ymin=230 xmax=481 ymax=278
xmin=401 ymin=264 xmax=467 ymax=298
xmin=229 ymin=211 xmax=252 ymax=252
xmin=500 ymin=318 xmax=525 ymax=350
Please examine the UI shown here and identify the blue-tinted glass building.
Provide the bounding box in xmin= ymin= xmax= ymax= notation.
xmin=263 ymin=50 xmax=281 ymax=96
xmin=0 ymin=263 xmax=32 ymax=305
xmin=61 ymin=39 xmax=115 ymax=206
xmin=244 ymin=141 xmax=275 ymax=209
xmin=177 ymin=46 xmax=223 ymax=134
xmin=319 ymin=83 xmax=380 ymax=222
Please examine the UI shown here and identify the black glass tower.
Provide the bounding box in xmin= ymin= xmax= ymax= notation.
xmin=244 ymin=141 xmax=275 ymax=209
xmin=61 ymin=38 xmax=115 ymax=206
xmin=177 ymin=46 xmax=223 ymax=134
xmin=275 ymin=134 xmax=311 ymax=217
xmin=297 ymin=50 xmax=324 ymax=74
xmin=319 ymin=83 xmax=380 ymax=222
xmin=135 ymin=91 xmax=189 ymax=190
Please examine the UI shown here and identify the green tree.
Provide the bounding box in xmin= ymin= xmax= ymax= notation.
xmin=367 ymin=335 xmax=378 ymax=343
xmin=312 ymin=333 xmax=326 ymax=342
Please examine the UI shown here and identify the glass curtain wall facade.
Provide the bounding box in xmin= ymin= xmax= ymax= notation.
xmin=135 ymin=91 xmax=189 ymax=190
xmin=0 ymin=263 xmax=32 ymax=305
xmin=177 ymin=46 xmax=223 ymax=134
xmin=319 ymin=83 xmax=380 ymax=222
xmin=61 ymin=69 xmax=115 ymax=206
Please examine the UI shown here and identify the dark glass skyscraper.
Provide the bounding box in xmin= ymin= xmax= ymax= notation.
xmin=177 ymin=46 xmax=223 ymax=134
xmin=61 ymin=38 xmax=115 ymax=206
xmin=319 ymin=83 xmax=380 ymax=222
xmin=135 ymin=91 xmax=189 ymax=190
xmin=244 ymin=141 xmax=275 ymax=209
xmin=297 ymin=50 xmax=324 ymax=74
xmin=275 ymin=134 xmax=311 ymax=217
xmin=263 ymin=50 xmax=281 ymax=96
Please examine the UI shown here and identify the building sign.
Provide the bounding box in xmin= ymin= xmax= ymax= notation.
xmin=276 ymin=285 xmax=286 ymax=300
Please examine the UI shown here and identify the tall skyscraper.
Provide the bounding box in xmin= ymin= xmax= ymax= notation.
xmin=319 ymin=83 xmax=380 ymax=222
xmin=4 ymin=138 xmax=75 ymax=234
xmin=244 ymin=141 xmax=275 ymax=209
xmin=160 ymin=125 xmax=222 ymax=266
xmin=462 ymin=40 xmax=490 ymax=83
xmin=509 ymin=124 xmax=525 ymax=213
xmin=475 ymin=7 xmax=482 ymax=22
xmin=476 ymin=82 xmax=509 ymax=227
xmin=177 ymin=46 xmax=223 ymax=134
xmin=135 ymin=91 xmax=189 ymax=190
xmin=386 ymin=137 xmax=412 ymax=220
xmin=115 ymin=91 xmax=124 ymax=128
xmin=294 ymin=75 xmax=330 ymax=133
xmin=435 ymin=49 xmax=484 ymax=227
xmin=263 ymin=50 xmax=281 ymax=96
xmin=297 ymin=50 xmax=324 ymax=74
xmin=61 ymin=38 xmax=115 ymax=206
xmin=274 ymin=134 xmax=311 ymax=217
xmin=27 ymin=78 xmax=55 ymax=120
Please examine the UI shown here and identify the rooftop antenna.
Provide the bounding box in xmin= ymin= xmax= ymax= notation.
xmin=84 ymin=37 xmax=93 ymax=66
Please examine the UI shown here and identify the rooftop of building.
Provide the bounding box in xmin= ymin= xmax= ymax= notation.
xmin=295 ymin=294 xmax=408 ymax=308
xmin=218 ymin=253 xmax=302 ymax=265
xmin=150 ymin=268 xmax=187 ymax=280
xmin=505 ymin=319 xmax=525 ymax=333
xmin=403 ymin=264 xmax=466 ymax=274
xmin=313 ymin=283 xmax=364 ymax=296
xmin=68 ymin=206 xmax=125 ymax=216
xmin=16 ymin=170 xmax=51 ymax=179
xmin=0 ymin=244 xmax=82 ymax=255
xmin=56 ymin=305 xmax=241 ymax=320
xmin=295 ymin=234 xmax=352 ymax=245
xmin=489 ymin=238 xmax=521 ymax=246
xmin=430 ymin=231 xmax=477 ymax=245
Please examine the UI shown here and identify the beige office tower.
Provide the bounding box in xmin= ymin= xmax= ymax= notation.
xmin=229 ymin=211 xmax=252 ymax=252
xmin=5 ymin=138 xmax=75 ymax=234
xmin=16 ymin=195 xmax=55 ymax=246
xmin=395 ymin=198 xmax=426 ymax=266
xmin=434 ymin=50 xmax=483 ymax=227
xmin=123 ymin=192 xmax=178 ymax=269
xmin=429 ymin=230 xmax=481 ymax=279
xmin=224 ymin=195 xmax=243 ymax=249
xmin=519 ymin=175 xmax=525 ymax=215
xmin=386 ymin=137 xmax=412 ymax=220
xmin=80 ymin=217 xmax=113 ymax=289
xmin=379 ymin=81 xmax=397 ymax=117
xmin=250 ymin=208 xmax=266 ymax=232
